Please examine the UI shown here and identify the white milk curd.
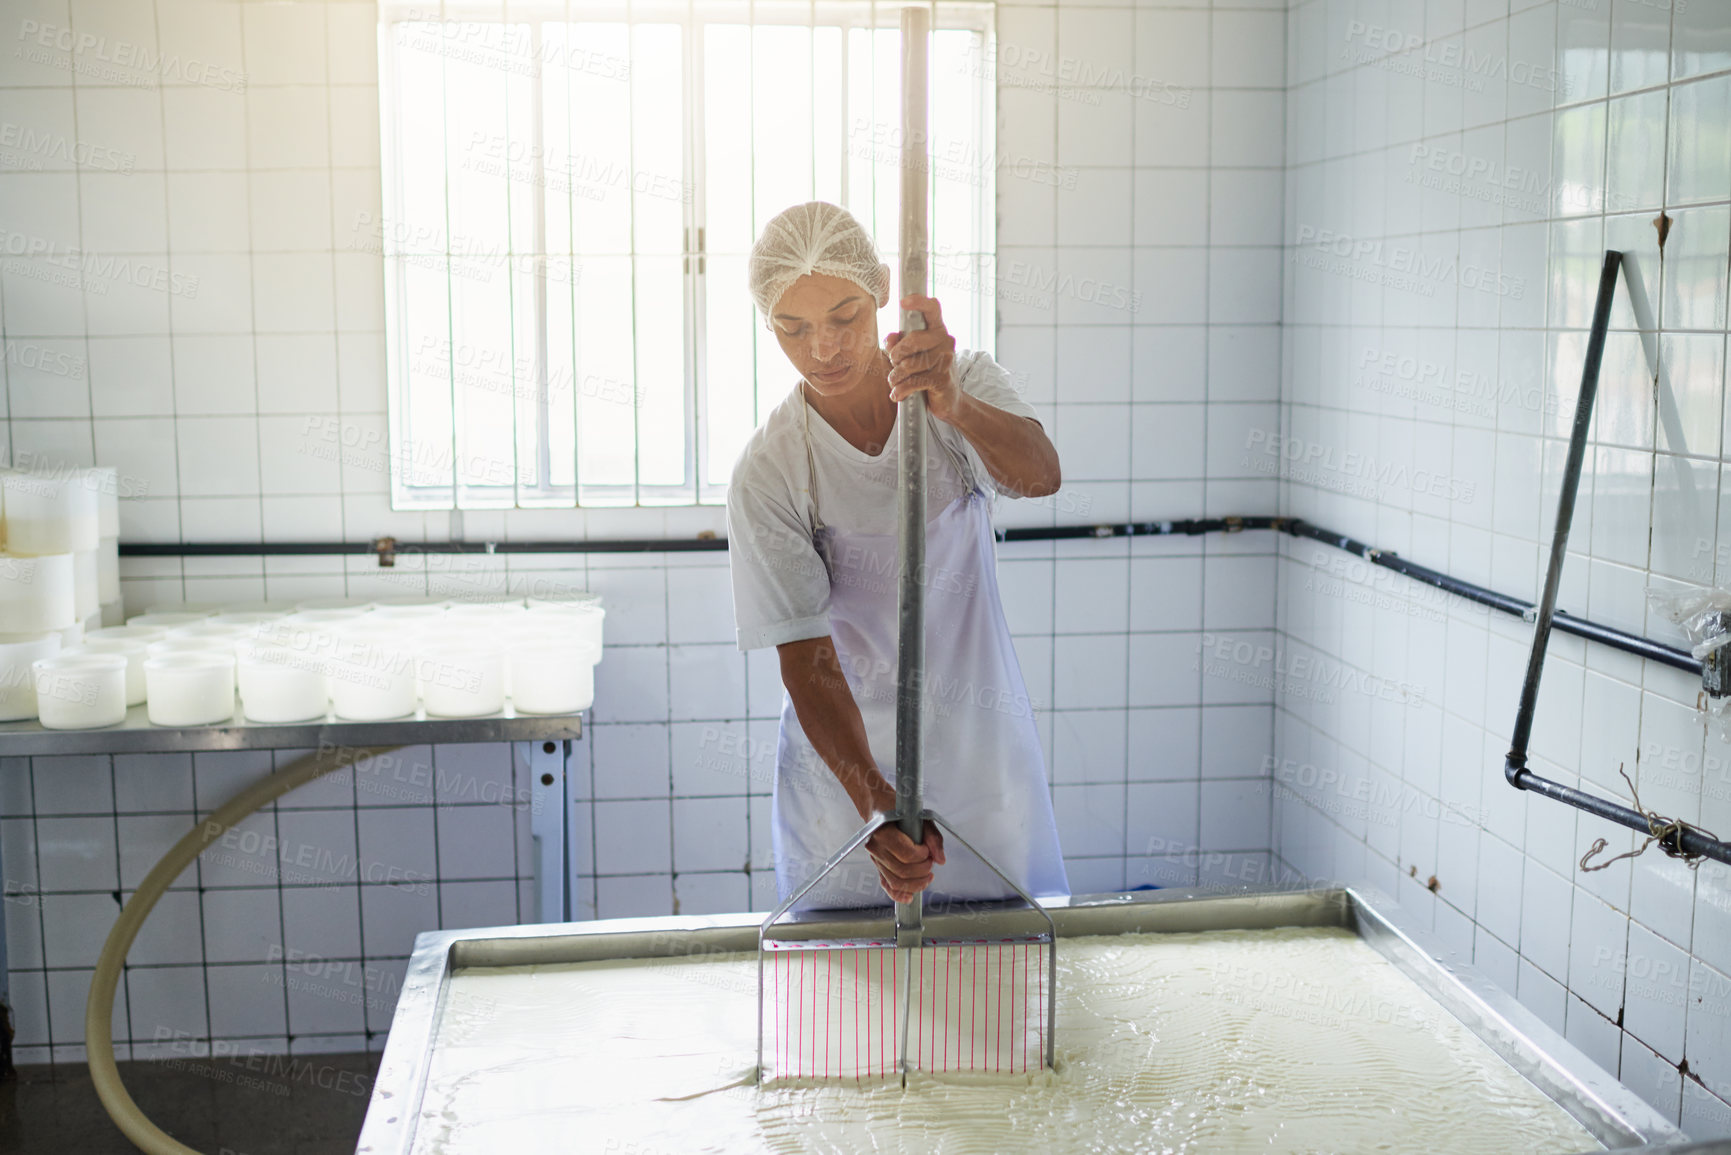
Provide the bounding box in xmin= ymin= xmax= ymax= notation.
xmin=409 ymin=926 xmax=1600 ymax=1154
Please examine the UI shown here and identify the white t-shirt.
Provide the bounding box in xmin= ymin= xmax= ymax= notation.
xmin=726 ymin=349 xmax=1039 ymax=651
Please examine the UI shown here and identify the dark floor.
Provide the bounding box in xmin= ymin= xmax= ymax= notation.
xmin=0 ymin=1052 xmax=380 ymax=1154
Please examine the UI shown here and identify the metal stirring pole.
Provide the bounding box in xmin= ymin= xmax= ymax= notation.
xmin=893 ymin=3 xmax=929 ymax=1084
xmin=754 ymin=8 xmax=1055 ymax=1085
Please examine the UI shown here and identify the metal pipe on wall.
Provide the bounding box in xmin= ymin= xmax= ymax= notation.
xmin=1501 ymin=250 xmax=1731 ymax=868
xmin=1507 ymin=250 xmax=1623 ymax=775
xmin=116 ymin=515 xmax=1701 ymax=673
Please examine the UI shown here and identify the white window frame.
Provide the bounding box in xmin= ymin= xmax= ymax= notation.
xmin=377 ymin=0 xmax=996 ymax=512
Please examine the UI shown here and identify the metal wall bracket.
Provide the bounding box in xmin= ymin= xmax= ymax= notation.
xmin=1503 ymin=250 xmax=1731 ymax=868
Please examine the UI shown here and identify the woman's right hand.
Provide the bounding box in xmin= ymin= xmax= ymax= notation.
xmin=860 ymin=779 xmax=947 ymax=903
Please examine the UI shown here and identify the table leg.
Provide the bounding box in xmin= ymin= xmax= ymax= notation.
xmin=526 ymin=740 xmax=567 ymax=923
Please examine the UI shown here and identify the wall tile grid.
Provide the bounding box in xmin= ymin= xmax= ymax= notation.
xmin=1276 ymin=0 xmax=1731 ymax=1136
xmin=0 ymin=0 xmax=1289 ymax=1058
xmin=1 ymin=744 xmax=537 ymax=1064
xmin=991 ymin=0 xmax=1287 ymax=896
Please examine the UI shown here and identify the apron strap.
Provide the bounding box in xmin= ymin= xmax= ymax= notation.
xmin=796 ymin=370 xmax=986 ymax=540
xmin=798 ymin=383 xmax=828 ymax=535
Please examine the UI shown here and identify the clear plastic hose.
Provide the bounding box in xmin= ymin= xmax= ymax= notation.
xmin=85 ymin=743 xmax=400 ymax=1155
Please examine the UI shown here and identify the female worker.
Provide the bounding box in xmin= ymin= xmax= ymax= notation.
xmin=727 ymin=201 xmax=1068 ymax=911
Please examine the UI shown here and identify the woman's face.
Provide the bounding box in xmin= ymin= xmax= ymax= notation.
xmin=771 ymin=273 xmax=881 ymax=398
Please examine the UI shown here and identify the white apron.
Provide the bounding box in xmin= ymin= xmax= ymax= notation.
xmin=773 ymin=389 xmax=1069 ymax=911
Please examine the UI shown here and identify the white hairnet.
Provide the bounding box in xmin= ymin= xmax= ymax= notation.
xmin=748 ymin=202 xmax=892 ymax=327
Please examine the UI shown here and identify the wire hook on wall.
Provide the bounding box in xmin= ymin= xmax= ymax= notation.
xmin=1578 ymin=764 xmax=1718 ymax=873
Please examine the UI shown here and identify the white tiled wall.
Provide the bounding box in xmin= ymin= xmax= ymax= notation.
xmin=1275 ymin=0 xmax=1731 ymax=1136
xmin=2 ymin=744 xmax=538 ymax=1064
xmin=0 ymin=0 xmax=1288 ymax=1058
xmin=991 ymin=0 xmax=1287 ymax=892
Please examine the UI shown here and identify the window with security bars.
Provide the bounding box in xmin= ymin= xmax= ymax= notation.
xmin=376 ymin=1 xmax=996 ymax=510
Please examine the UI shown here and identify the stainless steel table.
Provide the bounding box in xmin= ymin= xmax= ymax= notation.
xmin=0 ymin=701 xmax=582 ymax=1075
xmin=0 ymin=702 xmax=581 ymax=756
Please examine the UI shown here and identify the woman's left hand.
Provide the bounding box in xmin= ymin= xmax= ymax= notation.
xmin=886 ymin=295 xmax=963 ymax=423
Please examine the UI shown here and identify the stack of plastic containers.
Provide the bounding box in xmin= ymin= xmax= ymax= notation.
xmin=0 ymin=468 xmax=88 ymax=723
xmin=0 ymin=579 xmax=605 ymax=728
xmin=0 ymin=461 xmax=609 ymax=729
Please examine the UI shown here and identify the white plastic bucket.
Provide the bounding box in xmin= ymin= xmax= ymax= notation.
xmin=71 ymin=636 xmax=150 ymax=706
xmin=446 ymin=598 xmax=527 ymax=634
xmin=237 ymin=642 xmax=330 ymax=724
xmin=328 ymin=629 xmax=417 ymax=721
xmin=144 ymin=652 xmax=236 ymax=726
xmin=419 ymin=644 xmax=506 ymax=718
xmin=33 ymin=652 xmax=127 ymax=729
xmin=522 ymin=603 xmax=604 ymax=651
xmin=508 ymin=644 xmax=597 ymax=714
